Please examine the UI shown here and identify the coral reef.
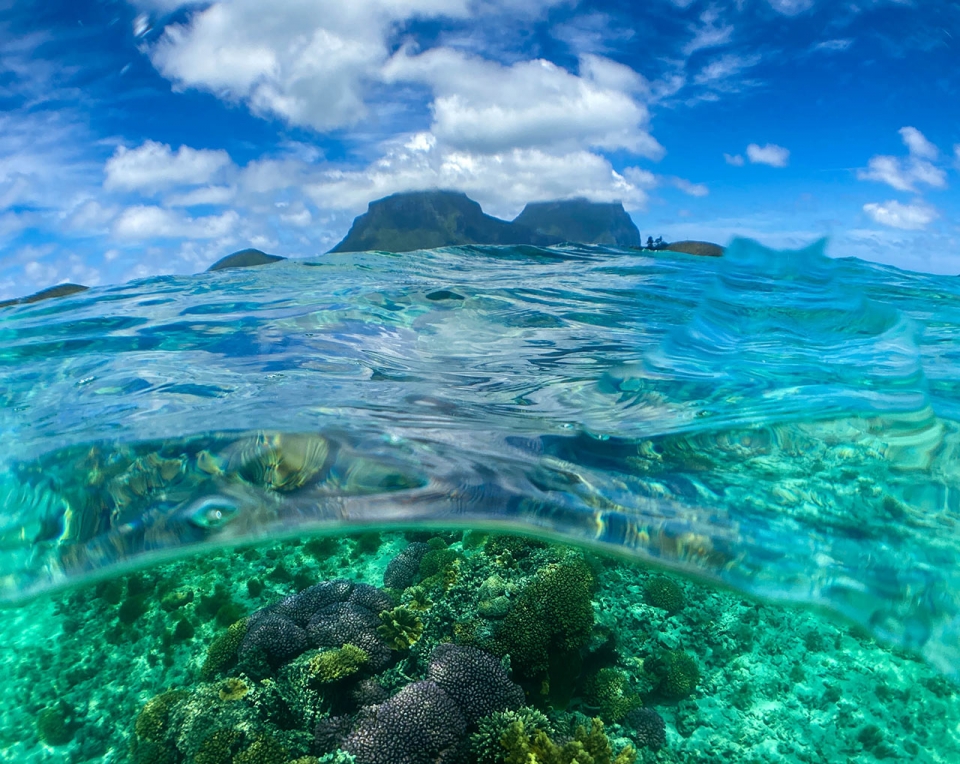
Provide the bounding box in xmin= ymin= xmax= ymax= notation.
xmin=498 ymin=717 xmax=636 ymax=764
xmin=644 ymin=651 xmax=699 ymax=700
xmin=581 ymin=668 xmax=641 ymax=723
xmin=642 ymin=577 xmax=685 ymax=615
xmin=382 ymin=542 xmax=431 ymax=589
xmin=622 ymin=708 xmax=666 ymax=751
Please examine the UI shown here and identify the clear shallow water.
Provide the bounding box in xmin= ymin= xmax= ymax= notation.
xmin=2 ymin=238 xmax=960 ymax=677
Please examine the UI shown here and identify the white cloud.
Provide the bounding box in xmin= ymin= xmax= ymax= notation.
xmin=65 ymin=199 xmax=118 ymax=232
xmin=166 ymin=185 xmax=237 ymax=207
xmin=670 ymin=177 xmax=709 ymax=197
xmin=747 ymin=143 xmax=790 ymax=167
xmin=304 ymin=131 xmax=650 ymax=219
xmin=857 ymin=141 xmax=947 ymax=191
xmin=683 ymin=8 xmax=734 ymax=56
xmin=767 ymin=0 xmax=814 ymax=14
xmin=900 ymin=126 xmax=938 ymax=160
xmin=724 ymin=152 xmax=745 ymax=166
xmin=143 ymin=0 xmax=569 ymax=132
xmin=812 ymin=38 xmax=852 ymax=52
xmin=113 ymin=205 xmax=240 ymax=239
xmin=104 ymin=141 xmax=233 ymax=193
xmin=24 ymin=259 xmax=58 ymax=284
xmin=383 ymin=49 xmax=663 ymax=159
xmin=857 ymin=127 xmax=947 ymax=192
xmin=693 ymin=53 xmax=761 ymax=88
xmin=863 ymin=200 xmax=937 ymax=230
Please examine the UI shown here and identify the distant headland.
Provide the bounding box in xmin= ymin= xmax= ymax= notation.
xmin=1 ymin=189 xmax=724 ymax=307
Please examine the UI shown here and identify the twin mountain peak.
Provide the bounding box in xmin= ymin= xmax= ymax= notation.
xmin=4 ymin=190 xmax=722 ymax=307
xmin=209 ymin=190 xmax=722 ymax=270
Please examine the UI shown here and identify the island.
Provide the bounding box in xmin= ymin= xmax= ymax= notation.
xmin=0 ymin=283 xmax=89 ymax=309
xmin=661 ymin=241 xmax=724 ymax=258
xmin=512 ymin=198 xmax=641 ymax=247
xmin=207 ymin=248 xmax=285 ymax=271
xmin=3 ymin=191 xmax=724 ymax=306
xmin=329 ymin=190 xmax=561 ymax=253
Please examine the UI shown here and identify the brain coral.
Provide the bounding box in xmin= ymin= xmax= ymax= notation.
xmin=642 ymin=577 xmax=685 ymax=614
xmin=383 ymin=542 xmax=432 ymax=590
xmin=426 ymin=644 xmax=525 ymax=725
xmin=341 ymin=680 xmax=468 ymax=764
xmin=622 ymin=708 xmax=666 ymax=751
xmin=238 ymin=580 xmax=395 ymax=675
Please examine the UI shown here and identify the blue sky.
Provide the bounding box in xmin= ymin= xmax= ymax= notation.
xmin=0 ymin=0 xmax=957 ymax=298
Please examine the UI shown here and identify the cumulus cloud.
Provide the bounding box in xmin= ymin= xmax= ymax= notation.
xmin=724 ymin=152 xmax=745 ymax=166
xmin=304 ymin=132 xmax=650 ymax=218
xmin=863 ymin=200 xmax=937 ymax=230
xmin=104 ymin=141 xmax=233 ymax=193
xmin=113 ymin=205 xmax=239 ymax=239
xmin=383 ymin=49 xmax=663 ymax=159
xmin=746 ymin=143 xmax=790 ymax=167
xmin=857 ymin=126 xmax=947 ymax=192
xmin=143 ymin=0 xmax=570 ymax=132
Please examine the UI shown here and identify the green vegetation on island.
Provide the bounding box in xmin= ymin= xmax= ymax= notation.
xmin=329 ymin=190 xmax=561 ymax=253
xmin=512 ymin=198 xmax=641 ymax=247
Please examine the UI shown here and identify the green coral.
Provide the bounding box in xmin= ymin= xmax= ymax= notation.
xmin=307 ymin=645 xmax=369 ymax=684
xmin=645 ymin=651 xmax=699 ymax=699
xmin=419 ymin=548 xmax=461 ymax=578
xmin=350 ymin=532 xmax=382 ymax=559
xmin=376 ymin=606 xmax=424 ymax=650
xmin=499 ymin=717 xmax=636 ymax=764
xmin=134 ymin=690 xmax=189 ymax=743
xmin=314 ymin=751 xmax=356 ymax=764
xmin=233 ymin=733 xmax=288 ymax=764
xmin=471 ymin=708 xmax=554 ymax=764
xmin=582 ymin=668 xmax=642 ymax=723
xmin=194 ymin=728 xmax=242 ymax=764
xmin=643 ymin=577 xmax=685 ymax=614
xmin=36 ymin=701 xmax=77 ymax=746
xmin=490 ymin=552 xmax=594 ymax=695
xmin=202 ymin=618 xmax=249 ymax=679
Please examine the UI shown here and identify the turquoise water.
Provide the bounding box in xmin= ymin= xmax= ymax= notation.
xmin=3 ymin=238 xmax=960 ymax=763
xmin=2 ymin=238 xmax=960 ymax=670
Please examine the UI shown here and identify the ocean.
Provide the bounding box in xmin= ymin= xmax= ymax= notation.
xmin=1 ymin=238 xmax=958 ymax=762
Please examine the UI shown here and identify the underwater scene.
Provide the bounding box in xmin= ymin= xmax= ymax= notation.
xmin=2 ymin=239 xmax=960 ymax=763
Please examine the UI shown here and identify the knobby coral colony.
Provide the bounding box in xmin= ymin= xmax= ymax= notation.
xmin=131 ymin=535 xmax=690 ymax=764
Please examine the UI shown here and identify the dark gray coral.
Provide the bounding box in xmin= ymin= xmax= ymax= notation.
xmin=426 ymin=644 xmax=525 ymax=725
xmin=239 ymin=579 xmax=394 ymax=673
xmin=383 ymin=542 xmax=431 ymax=590
xmin=342 ymin=680 xmax=468 ymax=764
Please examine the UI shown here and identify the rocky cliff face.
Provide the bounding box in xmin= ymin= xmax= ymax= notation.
xmin=330 ymin=190 xmax=571 ymax=253
xmin=512 ymin=199 xmax=641 ymax=247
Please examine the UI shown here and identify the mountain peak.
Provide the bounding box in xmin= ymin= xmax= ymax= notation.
xmin=513 ymin=198 xmax=641 ymax=247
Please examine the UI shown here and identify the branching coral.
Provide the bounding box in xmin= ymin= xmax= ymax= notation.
xmin=376 ymin=606 xmax=423 ymax=650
